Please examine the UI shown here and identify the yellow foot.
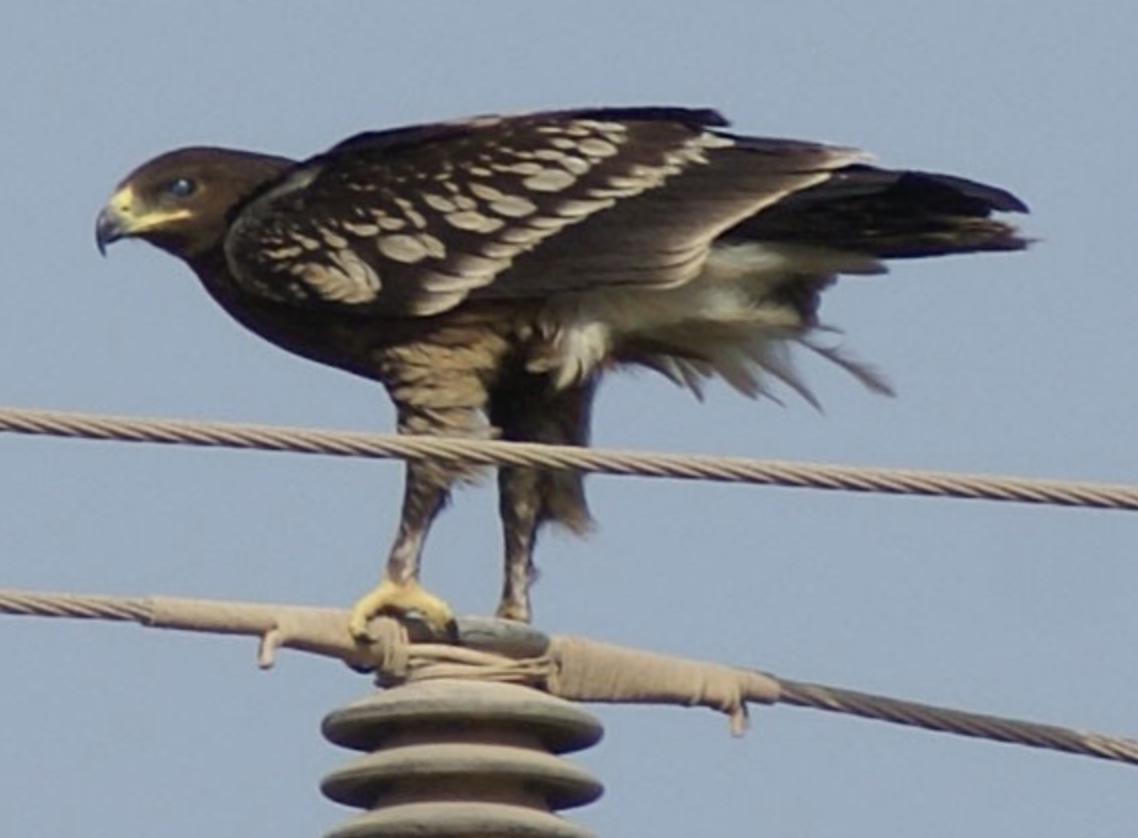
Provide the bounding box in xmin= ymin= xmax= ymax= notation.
xmin=349 ymin=578 xmax=456 ymax=641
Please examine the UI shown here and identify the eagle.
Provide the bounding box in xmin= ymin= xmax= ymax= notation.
xmin=95 ymin=107 xmax=1027 ymax=638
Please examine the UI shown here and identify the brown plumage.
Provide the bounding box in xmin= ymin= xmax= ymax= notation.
xmin=95 ymin=107 xmax=1027 ymax=636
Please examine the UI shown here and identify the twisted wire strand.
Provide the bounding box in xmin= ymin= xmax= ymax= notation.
xmin=778 ymin=678 xmax=1138 ymax=764
xmin=2 ymin=586 xmax=1136 ymax=767
xmin=0 ymin=588 xmax=151 ymax=623
xmin=3 ymin=405 xmax=1137 ymax=512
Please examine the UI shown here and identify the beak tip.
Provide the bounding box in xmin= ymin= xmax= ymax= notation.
xmin=95 ymin=207 xmax=121 ymax=256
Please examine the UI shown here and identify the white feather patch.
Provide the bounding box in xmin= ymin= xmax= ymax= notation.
xmin=535 ymin=242 xmax=891 ymax=403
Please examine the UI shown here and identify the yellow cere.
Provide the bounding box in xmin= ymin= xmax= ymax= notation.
xmin=108 ymin=184 xmax=195 ymax=233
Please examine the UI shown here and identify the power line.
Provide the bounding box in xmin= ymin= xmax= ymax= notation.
xmin=2 ymin=405 xmax=1137 ymax=512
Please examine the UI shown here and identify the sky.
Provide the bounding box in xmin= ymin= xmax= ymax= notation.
xmin=1 ymin=1 xmax=1136 ymax=835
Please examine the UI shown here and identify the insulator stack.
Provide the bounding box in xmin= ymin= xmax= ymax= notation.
xmin=321 ymin=679 xmax=604 ymax=838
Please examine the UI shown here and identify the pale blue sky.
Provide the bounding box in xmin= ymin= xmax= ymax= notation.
xmin=2 ymin=2 xmax=1136 ymax=835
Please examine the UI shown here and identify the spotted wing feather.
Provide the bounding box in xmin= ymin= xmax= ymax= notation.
xmin=223 ymin=107 xmax=867 ymax=318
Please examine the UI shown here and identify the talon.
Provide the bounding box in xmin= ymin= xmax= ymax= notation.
xmin=349 ymin=578 xmax=456 ymax=641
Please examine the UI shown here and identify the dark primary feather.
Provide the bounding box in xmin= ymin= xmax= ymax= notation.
xmin=727 ymin=164 xmax=1028 ymax=258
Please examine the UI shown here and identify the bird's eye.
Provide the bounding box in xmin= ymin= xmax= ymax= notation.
xmin=166 ymin=177 xmax=197 ymax=198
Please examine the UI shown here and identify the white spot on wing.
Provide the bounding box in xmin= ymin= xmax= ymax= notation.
xmin=526 ymin=215 xmax=571 ymax=231
xmin=341 ymin=220 xmax=381 ymax=236
xmin=297 ymin=249 xmax=381 ymax=303
xmin=560 ymin=123 xmax=592 ymax=138
xmin=497 ymin=225 xmax=546 ymax=245
xmin=262 ymin=244 xmax=304 ymax=259
xmin=468 ymin=182 xmax=507 ymax=202
xmin=576 ymin=137 xmax=619 ymax=158
xmin=553 ymin=197 xmax=615 ymax=218
xmin=481 ymin=240 xmax=518 ymax=259
xmin=494 ymin=161 xmax=544 ymax=176
xmin=291 ymin=233 xmax=322 ymax=250
xmin=320 ymin=230 xmax=350 ymax=249
xmin=695 ymin=131 xmax=736 ymax=150
xmin=556 ymin=155 xmax=591 ymax=175
xmin=489 ymin=195 xmax=538 ymax=218
xmin=606 ymin=173 xmax=660 ymax=190
xmin=576 ymin=120 xmax=627 ymax=136
xmin=445 ymin=210 xmax=505 ymax=233
xmin=422 ymin=193 xmax=458 ymax=213
xmin=376 ymin=216 xmax=407 ymax=232
xmin=417 ymin=233 xmax=447 ymax=259
xmin=523 ymin=168 xmax=577 ymax=192
xmin=378 ymin=234 xmax=432 ymax=264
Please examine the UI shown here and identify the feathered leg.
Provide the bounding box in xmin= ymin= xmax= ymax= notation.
xmin=492 ymin=378 xmax=596 ymax=622
xmin=496 ymin=466 xmax=542 ymax=622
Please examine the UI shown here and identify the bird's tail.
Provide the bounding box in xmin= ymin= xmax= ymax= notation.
xmin=726 ymin=165 xmax=1029 ymax=258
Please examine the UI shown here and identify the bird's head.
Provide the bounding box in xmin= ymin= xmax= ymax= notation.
xmin=96 ymin=147 xmax=292 ymax=262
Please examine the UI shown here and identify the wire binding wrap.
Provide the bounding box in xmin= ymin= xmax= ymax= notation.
xmin=2 ymin=586 xmax=1136 ymax=767
xmin=2 ymin=405 xmax=1138 ymax=512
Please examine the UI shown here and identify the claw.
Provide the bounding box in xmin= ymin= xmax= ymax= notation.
xmin=349 ymin=578 xmax=457 ymax=641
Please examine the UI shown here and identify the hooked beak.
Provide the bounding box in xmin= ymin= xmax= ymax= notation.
xmin=95 ymin=205 xmax=128 ymax=256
